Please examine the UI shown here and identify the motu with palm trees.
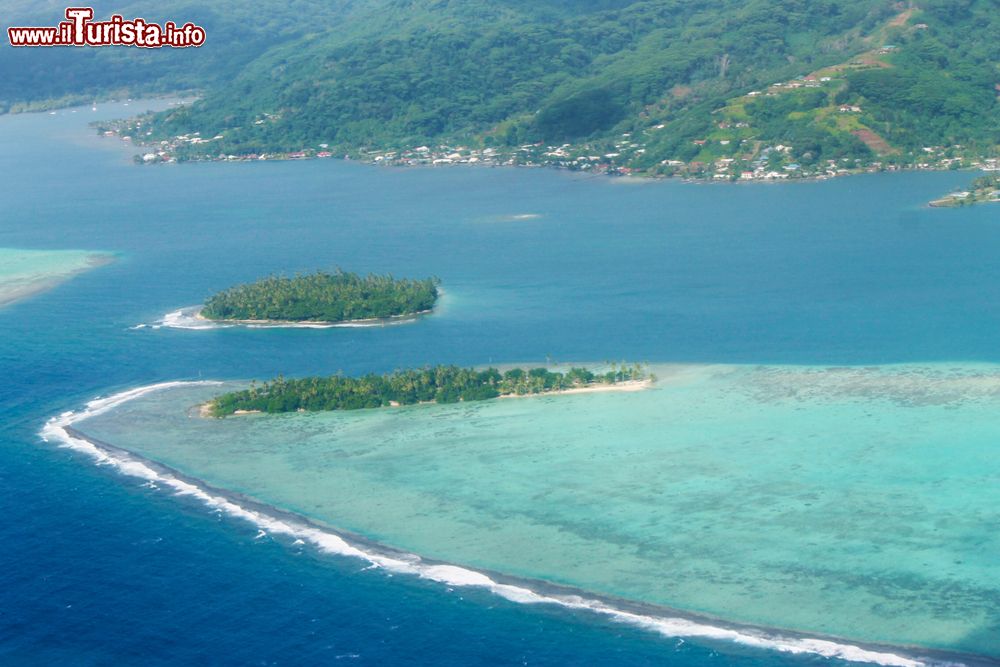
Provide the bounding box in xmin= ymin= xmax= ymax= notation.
xmin=201 ymin=270 xmax=440 ymax=323
xmin=206 ymin=364 xmax=652 ymax=416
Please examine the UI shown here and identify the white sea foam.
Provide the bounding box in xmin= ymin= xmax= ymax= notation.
xmin=147 ymin=306 xmax=420 ymax=330
xmin=481 ymin=213 xmax=543 ymax=223
xmin=152 ymin=306 xmax=232 ymax=330
xmin=40 ymin=382 xmax=935 ymax=667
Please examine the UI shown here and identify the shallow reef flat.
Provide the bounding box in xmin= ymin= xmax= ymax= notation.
xmin=0 ymin=248 xmax=113 ymax=308
xmin=69 ymin=363 xmax=1000 ymax=659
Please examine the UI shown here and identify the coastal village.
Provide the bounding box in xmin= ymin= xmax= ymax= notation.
xmin=94 ymin=6 xmax=998 ymax=189
xmin=929 ymin=169 xmax=1000 ymax=207
xmin=103 ymin=117 xmax=994 ymax=186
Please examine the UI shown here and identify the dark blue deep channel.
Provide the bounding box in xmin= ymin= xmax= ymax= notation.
xmin=1 ymin=102 xmax=997 ymax=666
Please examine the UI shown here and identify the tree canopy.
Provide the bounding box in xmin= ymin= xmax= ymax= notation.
xmin=208 ymin=363 xmax=651 ymax=416
xmin=201 ymin=270 xmax=439 ymax=323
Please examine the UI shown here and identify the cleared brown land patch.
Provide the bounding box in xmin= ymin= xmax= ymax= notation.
xmin=852 ymin=128 xmax=895 ymax=155
xmin=889 ymin=7 xmax=914 ymax=28
xmin=801 ymin=6 xmax=909 ymax=80
xmin=856 ymin=52 xmax=893 ymax=68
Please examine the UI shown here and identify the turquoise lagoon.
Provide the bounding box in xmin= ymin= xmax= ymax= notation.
xmin=0 ymin=248 xmax=112 ymax=308
xmin=72 ymin=363 xmax=1000 ymax=658
xmin=9 ymin=101 xmax=1000 ymax=666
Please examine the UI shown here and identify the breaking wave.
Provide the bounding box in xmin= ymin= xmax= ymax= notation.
xmin=41 ymin=383 xmax=950 ymax=667
xmin=137 ymin=306 xmax=423 ymax=330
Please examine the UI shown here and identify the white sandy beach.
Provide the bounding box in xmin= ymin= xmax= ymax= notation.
xmin=190 ymin=308 xmax=431 ymax=328
xmin=499 ymin=378 xmax=653 ymax=398
xmin=199 ymin=378 xmax=654 ymax=418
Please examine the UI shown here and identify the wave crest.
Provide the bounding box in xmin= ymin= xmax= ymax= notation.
xmin=41 ymin=382 xmax=936 ymax=667
xmin=141 ymin=306 xmax=423 ymax=330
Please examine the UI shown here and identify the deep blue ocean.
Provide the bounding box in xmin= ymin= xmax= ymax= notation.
xmin=1 ymin=102 xmax=995 ymax=665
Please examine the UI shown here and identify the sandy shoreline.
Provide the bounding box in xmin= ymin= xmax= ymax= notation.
xmin=499 ymin=378 xmax=653 ymax=398
xmin=199 ymin=401 xmax=262 ymax=418
xmin=193 ymin=308 xmax=432 ymax=328
xmin=199 ymin=378 xmax=653 ymax=418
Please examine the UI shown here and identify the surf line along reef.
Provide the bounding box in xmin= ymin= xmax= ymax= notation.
xmin=204 ymin=364 xmax=653 ymax=417
xmin=199 ymin=270 xmax=440 ymax=324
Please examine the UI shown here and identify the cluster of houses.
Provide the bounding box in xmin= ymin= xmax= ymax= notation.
xmin=132 ymin=132 xmax=226 ymax=163
xmin=930 ymin=159 xmax=1000 ymax=206
xmin=744 ymin=74 xmax=834 ymax=101
xmin=119 ymin=129 xmax=990 ymax=183
xmin=103 ymin=109 xmax=994 ymax=185
xmin=363 ymin=142 xmax=635 ymax=175
xmin=977 ymin=158 xmax=1000 ymax=172
xmin=370 ymin=145 xmax=509 ymax=167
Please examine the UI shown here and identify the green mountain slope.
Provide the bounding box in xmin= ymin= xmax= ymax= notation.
xmin=3 ymin=0 xmax=998 ymax=174
xmin=0 ymin=1 xmax=358 ymax=112
xmin=672 ymin=0 xmax=1000 ymax=176
xmin=143 ymin=0 xmax=891 ymax=151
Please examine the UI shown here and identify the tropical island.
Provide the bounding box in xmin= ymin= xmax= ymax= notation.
xmin=200 ymin=271 xmax=440 ymax=324
xmin=75 ymin=2 xmax=997 ymax=183
xmin=205 ymin=364 xmax=652 ymax=416
xmin=929 ymin=173 xmax=1000 ymax=208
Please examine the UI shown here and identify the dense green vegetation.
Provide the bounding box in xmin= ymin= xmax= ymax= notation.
xmin=140 ymin=0 xmax=893 ymax=156
xmin=0 ymin=0 xmax=359 ymax=113
xmin=970 ymin=173 xmax=1000 ymax=193
xmin=4 ymin=0 xmax=998 ymax=170
xmin=740 ymin=89 xmax=873 ymax=164
xmin=690 ymin=2 xmax=1000 ymax=170
xmin=930 ymin=171 xmax=1000 ymax=207
xmin=137 ymin=0 xmax=999 ymax=170
xmin=854 ymin=1 xmax=1000 ymax=146
xmin=207 ymin=363 xmax=651 ymax=416
xmin=201 ymin=271 xmax=439 ymax=322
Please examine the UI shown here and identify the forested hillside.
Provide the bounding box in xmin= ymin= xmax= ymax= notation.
xmin=139 ymin=0 xmax=894 ymax=154
xmin=3 ymin=0 xmax=998 ymax=176
xmin=0 ymin=0 xmax=359 ymax=112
